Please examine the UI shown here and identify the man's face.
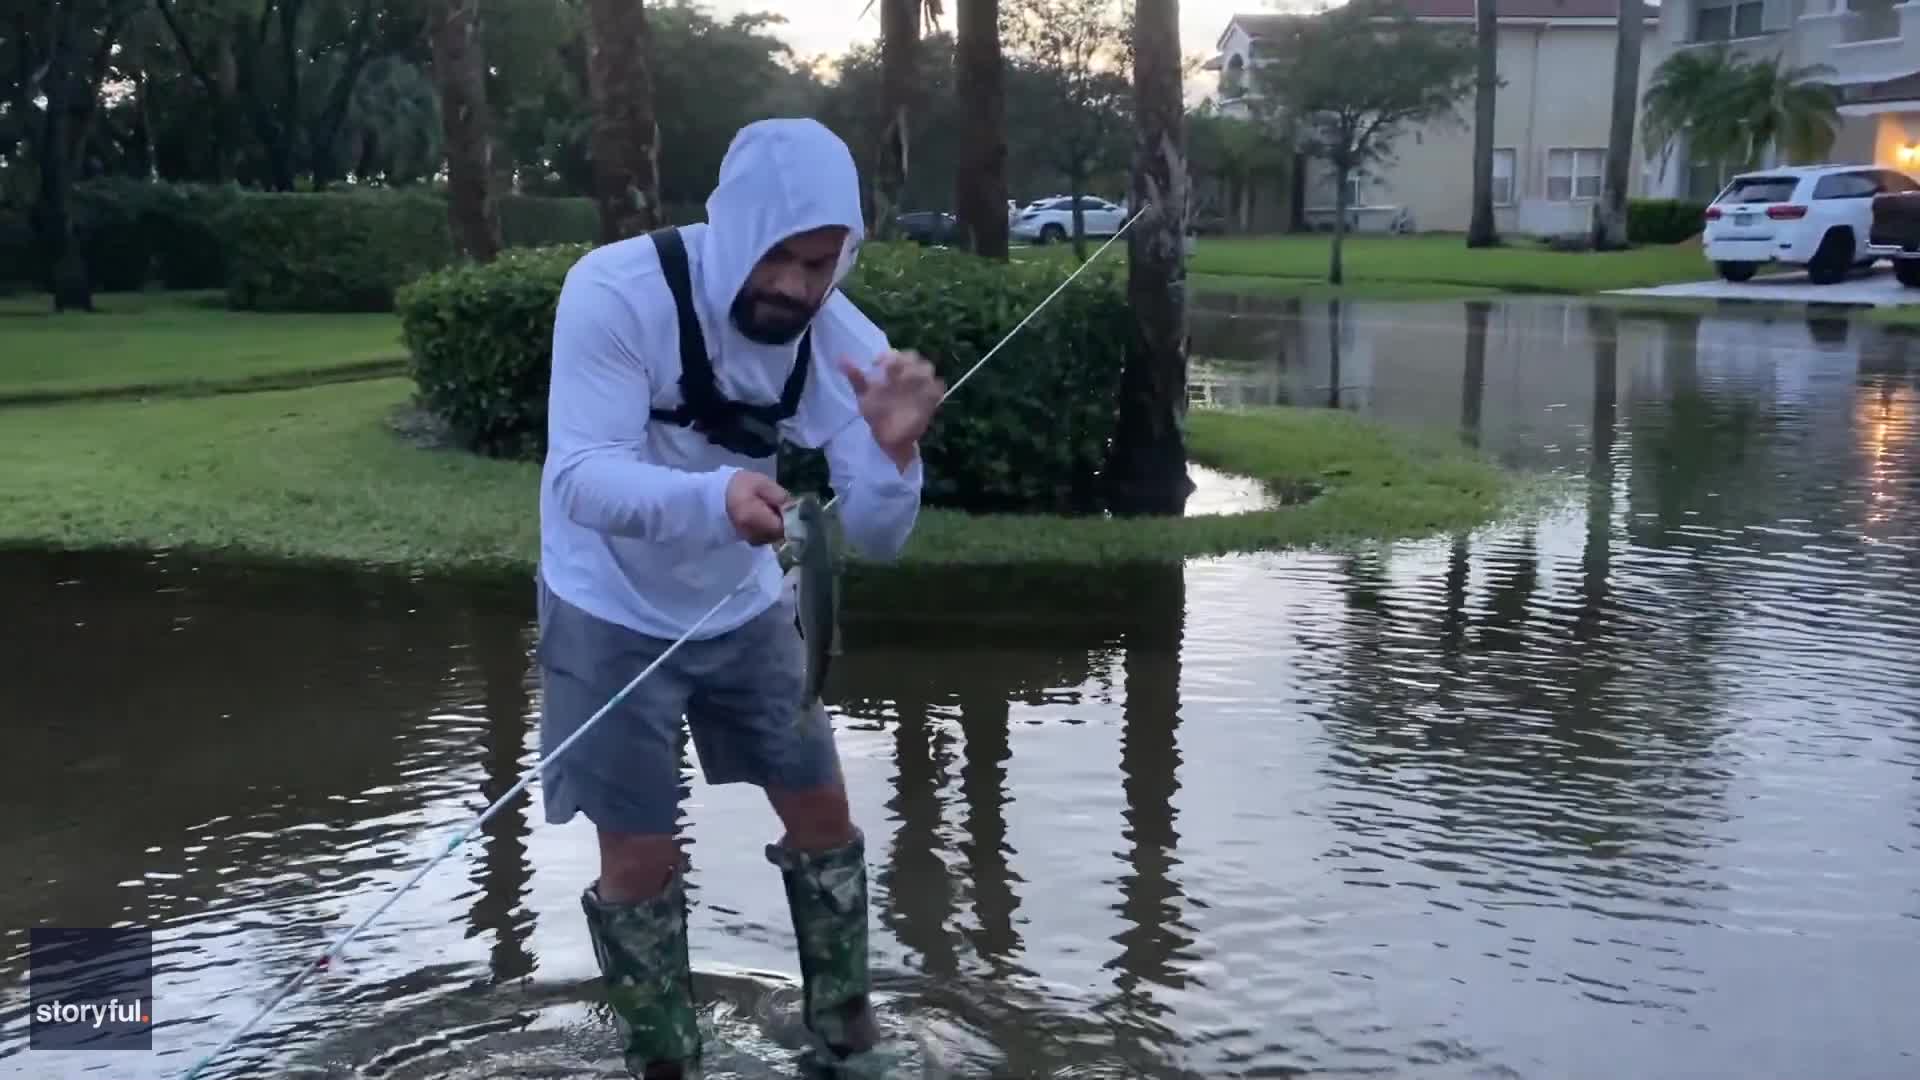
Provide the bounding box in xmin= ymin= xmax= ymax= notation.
xmin=730 ymin=226 xmax=848 ymax=345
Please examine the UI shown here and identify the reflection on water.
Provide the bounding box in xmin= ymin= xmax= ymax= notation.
xmin=4 ymin=297 xmax=1920 ymax=1079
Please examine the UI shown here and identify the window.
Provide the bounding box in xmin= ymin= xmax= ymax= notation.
xmin=1880 ymin=169 xmax=1920 ymax=193
xmin=1719 ymin=175 xmax=1801 ymax=203
xmin=1222 ymin=54 xmax=1245 ymax=97
xmin=1547 ymin=148 xmax=1604 ymax=201
xmin=1492 ymin=148 xmax=1515 ymax=205
xmin=1813 ymin=171 xmax=1880 ymax=199
xmin=1694 ymin=0 xmax=1764 ymax=40
xmin=1345 ymin=171 xmax=1366 ymax=207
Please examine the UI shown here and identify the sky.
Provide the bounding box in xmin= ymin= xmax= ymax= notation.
xmin=703 ymin=0 xmax=1266 ymax=86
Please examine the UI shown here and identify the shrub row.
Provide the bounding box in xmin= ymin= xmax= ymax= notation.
xmin=0 ymin=180 xmax=607 ymax=307
xmin=1627 ymin=198 xmax=1709 ymax=245
xmin=397 ymin=240 xmax=1131 ymax=513
xmin=0 ymin=179 xmax=234 ymax=292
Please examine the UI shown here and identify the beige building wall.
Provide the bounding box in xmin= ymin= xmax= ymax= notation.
xmin=1215 ymin=13 xmax=1666 ymax=235
xmin=1301 ymin=20 xmax=1666 ymax=233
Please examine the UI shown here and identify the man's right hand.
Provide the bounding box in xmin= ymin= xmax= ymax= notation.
xmin=725 ymin=470 xmax=789 ymax=545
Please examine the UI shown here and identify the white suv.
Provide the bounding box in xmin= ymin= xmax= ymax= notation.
xmin=1702 ymin=164 xmax=1920 ymax=284
xmin=1010 ymin=196 xmax=1126 ymax=244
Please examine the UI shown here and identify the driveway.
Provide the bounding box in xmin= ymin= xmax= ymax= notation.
xmin=1607 ymin=264 xmax=1920 ymax=306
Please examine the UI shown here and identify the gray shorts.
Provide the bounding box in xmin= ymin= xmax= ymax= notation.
xmin=533 ymin=577 xmax=843 ymax=835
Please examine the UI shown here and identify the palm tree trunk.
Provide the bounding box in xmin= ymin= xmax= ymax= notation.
xmin=584 ymin=0 xmax=661 ymax=243
xmin=875 ymin=0 xmax=920 ymax=241
xmin=431 ymin=0 xmax=502 ymax=263
xmin=1593 ymin=0 xmax=1643 ymax=250
xmin=1102 ymin=0 xmax=1191 ymax=517
xmin=37 ymin=4 xmax=91 ymax=312
xmin=1289 ymin=150 xmax=1307 ymax=232
xmin=955 ymin=0 xmax=1008 ymax=258
xmin=1467 ymin=0 xmax=1498 ymax=247
xmin=1330 ymin=165 xmax=1349 ymax=285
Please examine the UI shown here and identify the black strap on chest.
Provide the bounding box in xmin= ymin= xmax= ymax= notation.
xmin=646 ymin=226 xmax=809 ymax=459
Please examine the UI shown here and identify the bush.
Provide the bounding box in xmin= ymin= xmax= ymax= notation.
xmin=0 ymin=207 xmax=32 ymax=289
xmin=397 ymin=240 xmax=1131 ymax=513
xmin=145 ymin=183 xmax=243 ymax=288
xmin=0 ymin=180 xmax=242 ymax=294
xmin=221 ymin=190 xmax=454 ymax=312
xmin=0 ymin=185 xmax=610 ymax=302
xmin=498 ymin=195 xmax=599 ymax=248
xmin=1628 ymin=198 xmax=1709 ymax=244
xmin=398 ymin=243 xmax=586 ymax=460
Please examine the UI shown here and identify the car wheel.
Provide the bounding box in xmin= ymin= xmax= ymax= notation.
xmin=1807 ymin=228 xmax=1853 ymax=285
xmin=1716 ymin=261 xmax=1758 ymax=282
xmin=1040 ymin=224 xmax=1066 ymax=245
xmin=1895 ymin=259 xmax=1920 ymax=288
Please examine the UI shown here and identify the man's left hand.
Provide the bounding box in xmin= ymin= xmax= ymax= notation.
xmin=842 ymin=350 xmax=945 ymax=471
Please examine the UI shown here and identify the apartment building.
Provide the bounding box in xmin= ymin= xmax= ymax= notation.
xmin=1649 ymin=0 xmax=1920 ymax=198
xmin=1208 ymin=0 xmax=1665 ymax=235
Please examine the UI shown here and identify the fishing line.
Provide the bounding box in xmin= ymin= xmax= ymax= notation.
xmin=178 ymin=204 xmax=1150 ymax=1080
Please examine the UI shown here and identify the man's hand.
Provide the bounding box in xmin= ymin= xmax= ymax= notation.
xmin=725 ymin=470 xmax=789 ymax=545
xmin=842 ymin=350 xmax=946 ymax=472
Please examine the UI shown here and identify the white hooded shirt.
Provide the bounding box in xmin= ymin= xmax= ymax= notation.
xmin=537 ymin=118 xmax=925 ymax=641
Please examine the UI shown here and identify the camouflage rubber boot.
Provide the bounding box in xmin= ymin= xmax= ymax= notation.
xmin=581 ymin=874 xmax=703 ymax=1079
xmin=765 ymin=831 xmax=881 ymax=1060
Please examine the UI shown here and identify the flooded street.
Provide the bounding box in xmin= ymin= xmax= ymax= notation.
xmin=4 ymin=294 xmax=1920 ymax=1079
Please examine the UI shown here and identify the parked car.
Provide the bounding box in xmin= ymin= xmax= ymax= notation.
xmin=894 ymin=210 xmax=961 ymax=246
xmin=1867 ymin=180 xmax=1920 ymax=286
xmin=1010 ymin=196 xmax=1126 ymax=244
xmin=1702 ymin=164 xmax=1920 ymax=284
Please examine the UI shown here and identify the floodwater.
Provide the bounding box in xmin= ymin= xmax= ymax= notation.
xmin=4 ymin=293 xmax=1920 ymax=1079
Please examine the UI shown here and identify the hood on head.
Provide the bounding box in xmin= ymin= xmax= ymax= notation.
xmin=698 ymin=118 xmax=866 ymax=331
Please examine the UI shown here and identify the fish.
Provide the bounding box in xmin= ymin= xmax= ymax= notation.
xmin=780 ymin=494 xmax=842 ymax=721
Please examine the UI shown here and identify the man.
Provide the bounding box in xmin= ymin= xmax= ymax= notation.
xmin=534 ymin=118 xmax=945 ymax=1078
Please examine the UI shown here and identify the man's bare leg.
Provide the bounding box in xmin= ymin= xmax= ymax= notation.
xmin=767 ymin=780 xmax=857 ymax=852
xmin=597 ymin=830 xmax=682 ymax=903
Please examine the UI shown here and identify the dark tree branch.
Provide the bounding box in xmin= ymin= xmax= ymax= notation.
xmin=151 ymin=0 xmax=223 ymax=99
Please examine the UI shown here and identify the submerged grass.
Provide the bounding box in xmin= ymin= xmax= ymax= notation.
xmin=0 ymin=289 xmax=405 ymax=402
xmin=1189 ymin=273 xmax=1502 ymax=301
xmin=0 ymin=377 xmax=1517 ymax=577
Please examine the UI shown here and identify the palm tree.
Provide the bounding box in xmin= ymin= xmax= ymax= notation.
xmin=1641 ymin=46 xmax=1840 ymax=198
xmin=955 ymin=0 xmax=1008 ymax=257
xmin=1737 ymin=53 xmax=1844 ymax=165
xmin=1592 ymin=0 xmax=1644 ymax=250
xmin=430 ymin=0 xmax=502 ymax=262
xmin=1466 ymin=0 xmax=1498 ymax=248
xmin=865 ymin=0 xmax=945 ymax=239
xmin=583 ymin=0 xmax=661 ymax=242
xmin=1102 ymin=0 xmax=1191 ymax=516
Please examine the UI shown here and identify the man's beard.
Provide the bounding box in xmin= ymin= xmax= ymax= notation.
xmin=729 ymin=289 xmax=816 ymax=346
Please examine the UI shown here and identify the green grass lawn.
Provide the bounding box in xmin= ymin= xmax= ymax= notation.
xmin=0 ymin=289 xmax=406 ymax=402
xmin=1012 ymin=232 xmax=1711 ymax=299
xmin=1189 ymin=233 xmax=1709 ymax=293
xmin=0 ymin=376 xmax=1517 ymax=577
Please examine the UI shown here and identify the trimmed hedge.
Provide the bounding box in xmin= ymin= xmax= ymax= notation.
xmin=220 ymin=190 xmax=455 ymax=312
xmin=397 ymin=240 xmax=1131 ymax=513
xmin=1628 ymin=198 xmax=1709 ymax=244
xmin=0 ymin=182 xmax=605 ymax=304
xmin=0 ymin=180 xmax=240 ymax=293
